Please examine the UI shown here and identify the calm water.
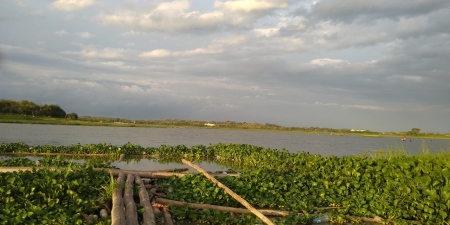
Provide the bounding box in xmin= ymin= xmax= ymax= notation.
xmin=1 ymin=123 xmax=449 ymax=156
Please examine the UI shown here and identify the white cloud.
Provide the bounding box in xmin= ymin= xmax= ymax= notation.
xmin=215 ymin=0 xmax=288 ymax=13
xmin=77 ymin=31 xmax=93 ymax=39
xmin=100 ymin=61 xmax=136 ymax=70
xmin=388 ymin=75 xmax=424 ymax=83
xmin=120 ymin=30 xmax=144 ymax=36
xmin=214 ymin=36 xmax=247 ymax=45
xmin=51 ymin=0 xmax=95 ymax=12
xmin=121 ymin=85 xmax=146 ymax=94
xmin=139 ymin=38 xmax=233 ymax=58
xmin=253 ymin=28 xmax=278 ymax=37
xmin=139 ymin=49 xmax=172 ymax=58
xmin=54 ymin=29 xmax=68 ymax=36
xmin=310 ymin=58 xmax=348 ymax=66
xmin=61 ymin=46 xmax=125 ymax=59
xmin=315 ymin=101 xmax=338 ymax=106
xmin=139 ymin=47 xmax=222 ymax=58
xmin=343 ymin=105 xmax=387 ymax=111
xmin=97 ymin=0 xmax=225 ymax=34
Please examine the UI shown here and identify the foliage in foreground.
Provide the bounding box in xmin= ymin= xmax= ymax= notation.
xmin=1 ymin=142 xmax=450 ymax=224
xmin=0 ymin=158 xmax=112 ymax=225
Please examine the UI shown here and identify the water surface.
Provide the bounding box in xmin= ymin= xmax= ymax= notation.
xmin=1 ymin=123 xmax=448 ymax=157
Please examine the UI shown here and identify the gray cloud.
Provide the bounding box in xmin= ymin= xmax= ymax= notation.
xmin=311 ymin=0 xmax=450 ymax=22
xmin=1 ymin=1 xmax=450 ymax=133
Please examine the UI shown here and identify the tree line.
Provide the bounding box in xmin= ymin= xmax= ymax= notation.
xmin=2 ymin=99 xmax=443 ymax=136
xmin=0 ymin=99 xmax=78 ymax=119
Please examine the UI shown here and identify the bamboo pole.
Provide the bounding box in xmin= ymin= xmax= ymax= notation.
xmin=181 ymin=159 xmax=275 ymax=225
xmin=155 ymin=198 xmax=290 ymax=216
xmin=112 ymin=172 xmax=126 ymax=225
xmin=124 ymin=173 xmax=138 ymax=225
xmin=135 ymin=174 xmax=156 ymax=225
xmin=161 ymin=208 xmax=174 ymax=225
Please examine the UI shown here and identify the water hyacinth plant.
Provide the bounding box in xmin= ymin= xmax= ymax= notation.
xmin=1 ymin=142 xmax=450 ymax=224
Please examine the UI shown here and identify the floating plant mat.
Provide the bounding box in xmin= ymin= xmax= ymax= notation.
xmin=1 ymin=142 xmax=450 ymax=224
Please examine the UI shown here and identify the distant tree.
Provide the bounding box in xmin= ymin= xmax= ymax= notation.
xmin=0 ymin=99 xmax=19 ymax=113
xmin=407 ymin=128 xmax=421 ymax=135
xmin=39 ymin=104 xmax=66 ymax=118
xmin=18 ymin=100 xmax=39 ymax=116
xmin=66 ymin=112 xmax=78 ymax=120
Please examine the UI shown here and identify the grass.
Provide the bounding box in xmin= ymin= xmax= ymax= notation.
xmin=100 ymin=172 xmax=117 ymax=202
xmin=368 ymin=141 xmax=450 ymax=160
xmin=0 ymin=114 xmax=148 ymax=127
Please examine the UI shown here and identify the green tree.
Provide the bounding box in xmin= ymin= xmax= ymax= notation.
xmin=66 ymin=112 xmax=78 ymax=120
xmin=18 ymin=100 xmax=39 ymax=116
xmin=407 ymin=128 xmax=421 ymax=135
xmin=39 ymin=104 xmax=66 ymax=118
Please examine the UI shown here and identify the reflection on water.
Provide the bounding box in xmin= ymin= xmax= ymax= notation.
xmin=0 ymin=154 xmax=231 ymax=172
xmin=112 ymin=157 xmax=230 ymax=172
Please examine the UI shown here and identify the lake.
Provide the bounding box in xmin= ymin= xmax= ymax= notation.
xmin=1 ymin=123 xmax=449 ymax=171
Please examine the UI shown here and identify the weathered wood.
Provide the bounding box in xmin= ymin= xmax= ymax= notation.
xmin=135 ymin=174 xmax=156 ymax=225
xmin=124 ymin=174 xmax=138 ymax=225
xmin=96 ymin=168 xmax=188 ymax=178
xmin=98 ymin=168 xmax=239 ymax=178
xmin=150 ymin=188 xmax=166 ymax=198
xmin=152 ymin=206 xmax=163 ymax=218
xmin=155 ymin=198 xmax=290 ymax=216
xmin=118 ymin=154 xmax=126 ymax=162
xmin=161 ymin=208 xmax=174 ymax=225
xmin=182 ymin=159 xmax=275 ymax=225
xmin=156 ymin=168 xmax=188 ymax=172
xmin=112 ymin=172 xmax=126 ymax=225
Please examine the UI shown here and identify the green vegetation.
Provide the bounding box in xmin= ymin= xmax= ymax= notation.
xmin=2 ymin=142 xmax=450 ymax=224
xmin=0 ymin=99 xmax=71 ymax=119
xmin=0 ymin=157 xmax=112 ymax=225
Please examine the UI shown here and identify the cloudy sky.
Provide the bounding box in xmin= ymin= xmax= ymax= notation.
xmin=1 ymin=0 xmax=450 ymax=133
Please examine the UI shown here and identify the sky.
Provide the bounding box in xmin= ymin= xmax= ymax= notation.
xmin=1 ymin=0 xmax=450 ymax=133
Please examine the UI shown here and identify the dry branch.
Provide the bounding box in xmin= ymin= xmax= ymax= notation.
xmin=182 ymin=159 xmax=275 ymax=225
xmin=150 ymin=188 xmax=166 ymax=198
xmin=112 ymin=172 xmax=126 ymax=225
xmin=124 ymin=173 xmax=138 ymax=225
xmin=156 ymin=168 xmax=188 ymax=172
xmin=155 ymin=198 xmax=290 ymax=216
xmin=118 ymin=154 xmax=126 ymax=162
xmin=135 ymin=174 xmax=156 ymax=225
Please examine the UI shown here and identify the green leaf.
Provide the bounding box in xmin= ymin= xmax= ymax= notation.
xmin=439 ymin=210 xmax=447 ymax=220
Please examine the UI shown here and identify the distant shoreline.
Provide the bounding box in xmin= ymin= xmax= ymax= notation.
xmin=1 ymin=113 xmax=449 ymax=139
